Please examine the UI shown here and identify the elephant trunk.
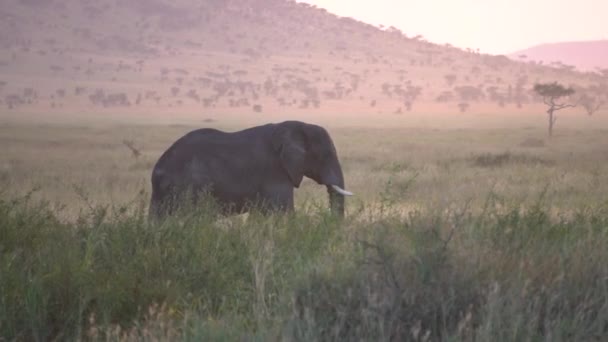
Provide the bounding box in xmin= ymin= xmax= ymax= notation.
xmin=328 ymin=185 xmax=345 ymax=217
xmin=321 ymin=160 xmax=350 ymax=218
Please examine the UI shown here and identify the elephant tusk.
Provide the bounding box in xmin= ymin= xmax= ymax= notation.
xmin=331 ymin=185 xmax=354 ymax=196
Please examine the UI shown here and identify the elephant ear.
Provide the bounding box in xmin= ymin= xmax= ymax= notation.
xmin=272 ymin=123 xmax=307 ymax=188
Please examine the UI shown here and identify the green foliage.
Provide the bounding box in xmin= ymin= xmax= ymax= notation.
xmin=0 ymin=195 xmax=248 ymax=340
xmin=471 ymin=152 xmax=554 ymax=168
xmin=1 ymin=192 xmax=608 ymax=340
xmin=534 ymin=82 xmax=575 ymax=99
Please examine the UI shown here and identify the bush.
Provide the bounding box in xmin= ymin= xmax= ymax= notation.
xmin=285 ymin=215 xmax=481 ymax=341
xmin=1 ymin=193 xmax=608 ymax=340
xmin=0 ymin=195 xmax=253 ymax=340
xmin=285 ymin=201 xmax=608 ymax=341
xmin=471 ymin=152 xmax=554 ymax=168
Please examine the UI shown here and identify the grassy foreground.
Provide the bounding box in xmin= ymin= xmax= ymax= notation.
xmin=2 ymin=190 xmax=608 ymax=341
xmin=2 ymin=114 xmax=608 ymax=340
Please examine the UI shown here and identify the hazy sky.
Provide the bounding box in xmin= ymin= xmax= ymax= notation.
xmin=299 ymin=0 xmax=608 ymax=54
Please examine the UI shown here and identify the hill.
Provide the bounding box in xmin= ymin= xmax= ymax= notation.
xmin=0 ymin=0 xmax=606 ymax=117
xmin=510 ymin=40 xmax=608 ymax=73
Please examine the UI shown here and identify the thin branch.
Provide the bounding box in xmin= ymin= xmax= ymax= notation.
xmin=122 ymin=139 xmax=142 ymax=159
xmin=553 ymin=103 xmax=576 ymax=111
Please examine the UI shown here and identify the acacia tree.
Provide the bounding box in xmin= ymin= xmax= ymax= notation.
xmin=577 ymin=84 xmax=607 ymax=116
xmin=578 ymin=93 xmax=603 ymax=115
xmin=533 ymin=82 xmax=575 ymax=137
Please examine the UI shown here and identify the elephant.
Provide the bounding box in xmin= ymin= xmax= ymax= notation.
xmin=149 ymin=120 xmax=353 ymax=220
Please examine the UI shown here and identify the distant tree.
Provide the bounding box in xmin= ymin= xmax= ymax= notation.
xmin=5 ymin=94 xmax=25 ymax=110
xmin=444 ymin=74 xmax=457 ymax=86
xmin=454 ymin=85 xmax=484 ymax=102
xmin=575 ymin=83 xmax=607 ymax=116
xmin=458 ymin=102 xmax=469 ymax=113
xmin=596 ymin=68 xmax=608 ymax=79
xmin=533 ymin=82 xmax=575 ymax=137
xmin=186 ymin=89 xmax=200 ymax=102
xmin=74 ymin=86 xmax=86 ymax=96
xmin=404 ymin=101 xmax=412 ymax=111
xmin=578 ymin=93 xmax=603 ymax=116
xmin=23 ymin=88 xmax=36 ymax=98
xmin=436 ymin=91 xmax=454 ymax=103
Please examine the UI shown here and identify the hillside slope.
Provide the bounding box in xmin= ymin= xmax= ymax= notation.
xmin=0 ymin=0 xmax=605 ymax=116
xmin=511 ymin=40 xmax=608 ymax=73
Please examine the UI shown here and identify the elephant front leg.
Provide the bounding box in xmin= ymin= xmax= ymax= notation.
xmin=258 ymin=184 xmax=294 ymax=215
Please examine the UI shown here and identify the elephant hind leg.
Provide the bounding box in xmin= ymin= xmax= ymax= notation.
xmin=149 ymin=184 xmax=180 ymax=222
xmin=149 ymin=191 xmax=168 ymax=222
xmin=149 ymin=168 xmax=182 ymax=220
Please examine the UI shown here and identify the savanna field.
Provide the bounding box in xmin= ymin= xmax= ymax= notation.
xmin=2 ymin=111 xmax=608 ymax=341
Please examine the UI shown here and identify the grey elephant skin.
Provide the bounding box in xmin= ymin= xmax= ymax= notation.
xmin=149 ymin=121 xmax=352 ymax=219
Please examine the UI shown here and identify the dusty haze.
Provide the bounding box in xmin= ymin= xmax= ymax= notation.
xmin=2 ymin=3 xmax=608 ymax=339
xmin=0 ymin=0 xmax=606 ymax=123
xmin=300 ymin=0 xmax=608 ymax=55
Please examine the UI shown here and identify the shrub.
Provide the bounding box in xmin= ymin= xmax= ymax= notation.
xmin=0 ymin=195 xmax=253 ymax=340
xmin=2 ymin=192 xmax=608 ymax=340
xmin=471 ymin=152 xmax=554 ymax=168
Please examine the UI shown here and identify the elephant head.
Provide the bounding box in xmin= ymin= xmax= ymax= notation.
xmin=272 ymin=121 xmax=352 ymax=216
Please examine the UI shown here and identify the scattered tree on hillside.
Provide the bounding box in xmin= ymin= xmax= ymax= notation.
xmin=513 ymin=75 xmax=529 ymax=108
xmin=74 ymin=86 xmax=86 ymax=96
xmin=576 ymin=84 xmax=607 ymax=116
xmin=458 ymin=102 xmax=469 ymax=113
xmin=533 ymin=82 xmax=575 ymax=137
xmin=186 ymin=89 xmax=200 ymax=102
xmin=404 ymin=101 xmax=412 ymax=111
xmin=444 ymin=74 xmax=457 ymax=86
xmin=5 ymin=94 xmax=25 ymax=110
xmin=578 ymin=93 xmax=603 ymax=116
xmin=454 ymin=85 xmax=484 ymax=102
xmin=595 ymin=68 xmax=608 ymax=79
xmin=436 ymin=91 xmax=454 ymax=103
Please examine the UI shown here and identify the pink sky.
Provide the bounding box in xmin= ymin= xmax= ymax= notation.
xmin=299 ymin=0 xmax=608 ymax=54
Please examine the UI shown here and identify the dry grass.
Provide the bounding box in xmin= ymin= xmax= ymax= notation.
xmin=2 ymin=112 xmax=608 ymax=340
xmin=1 ymin=112 xmax=607 ymax=218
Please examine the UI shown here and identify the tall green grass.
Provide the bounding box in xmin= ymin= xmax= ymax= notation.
xmin=1 ymin=191 xmax=608 ymax=341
